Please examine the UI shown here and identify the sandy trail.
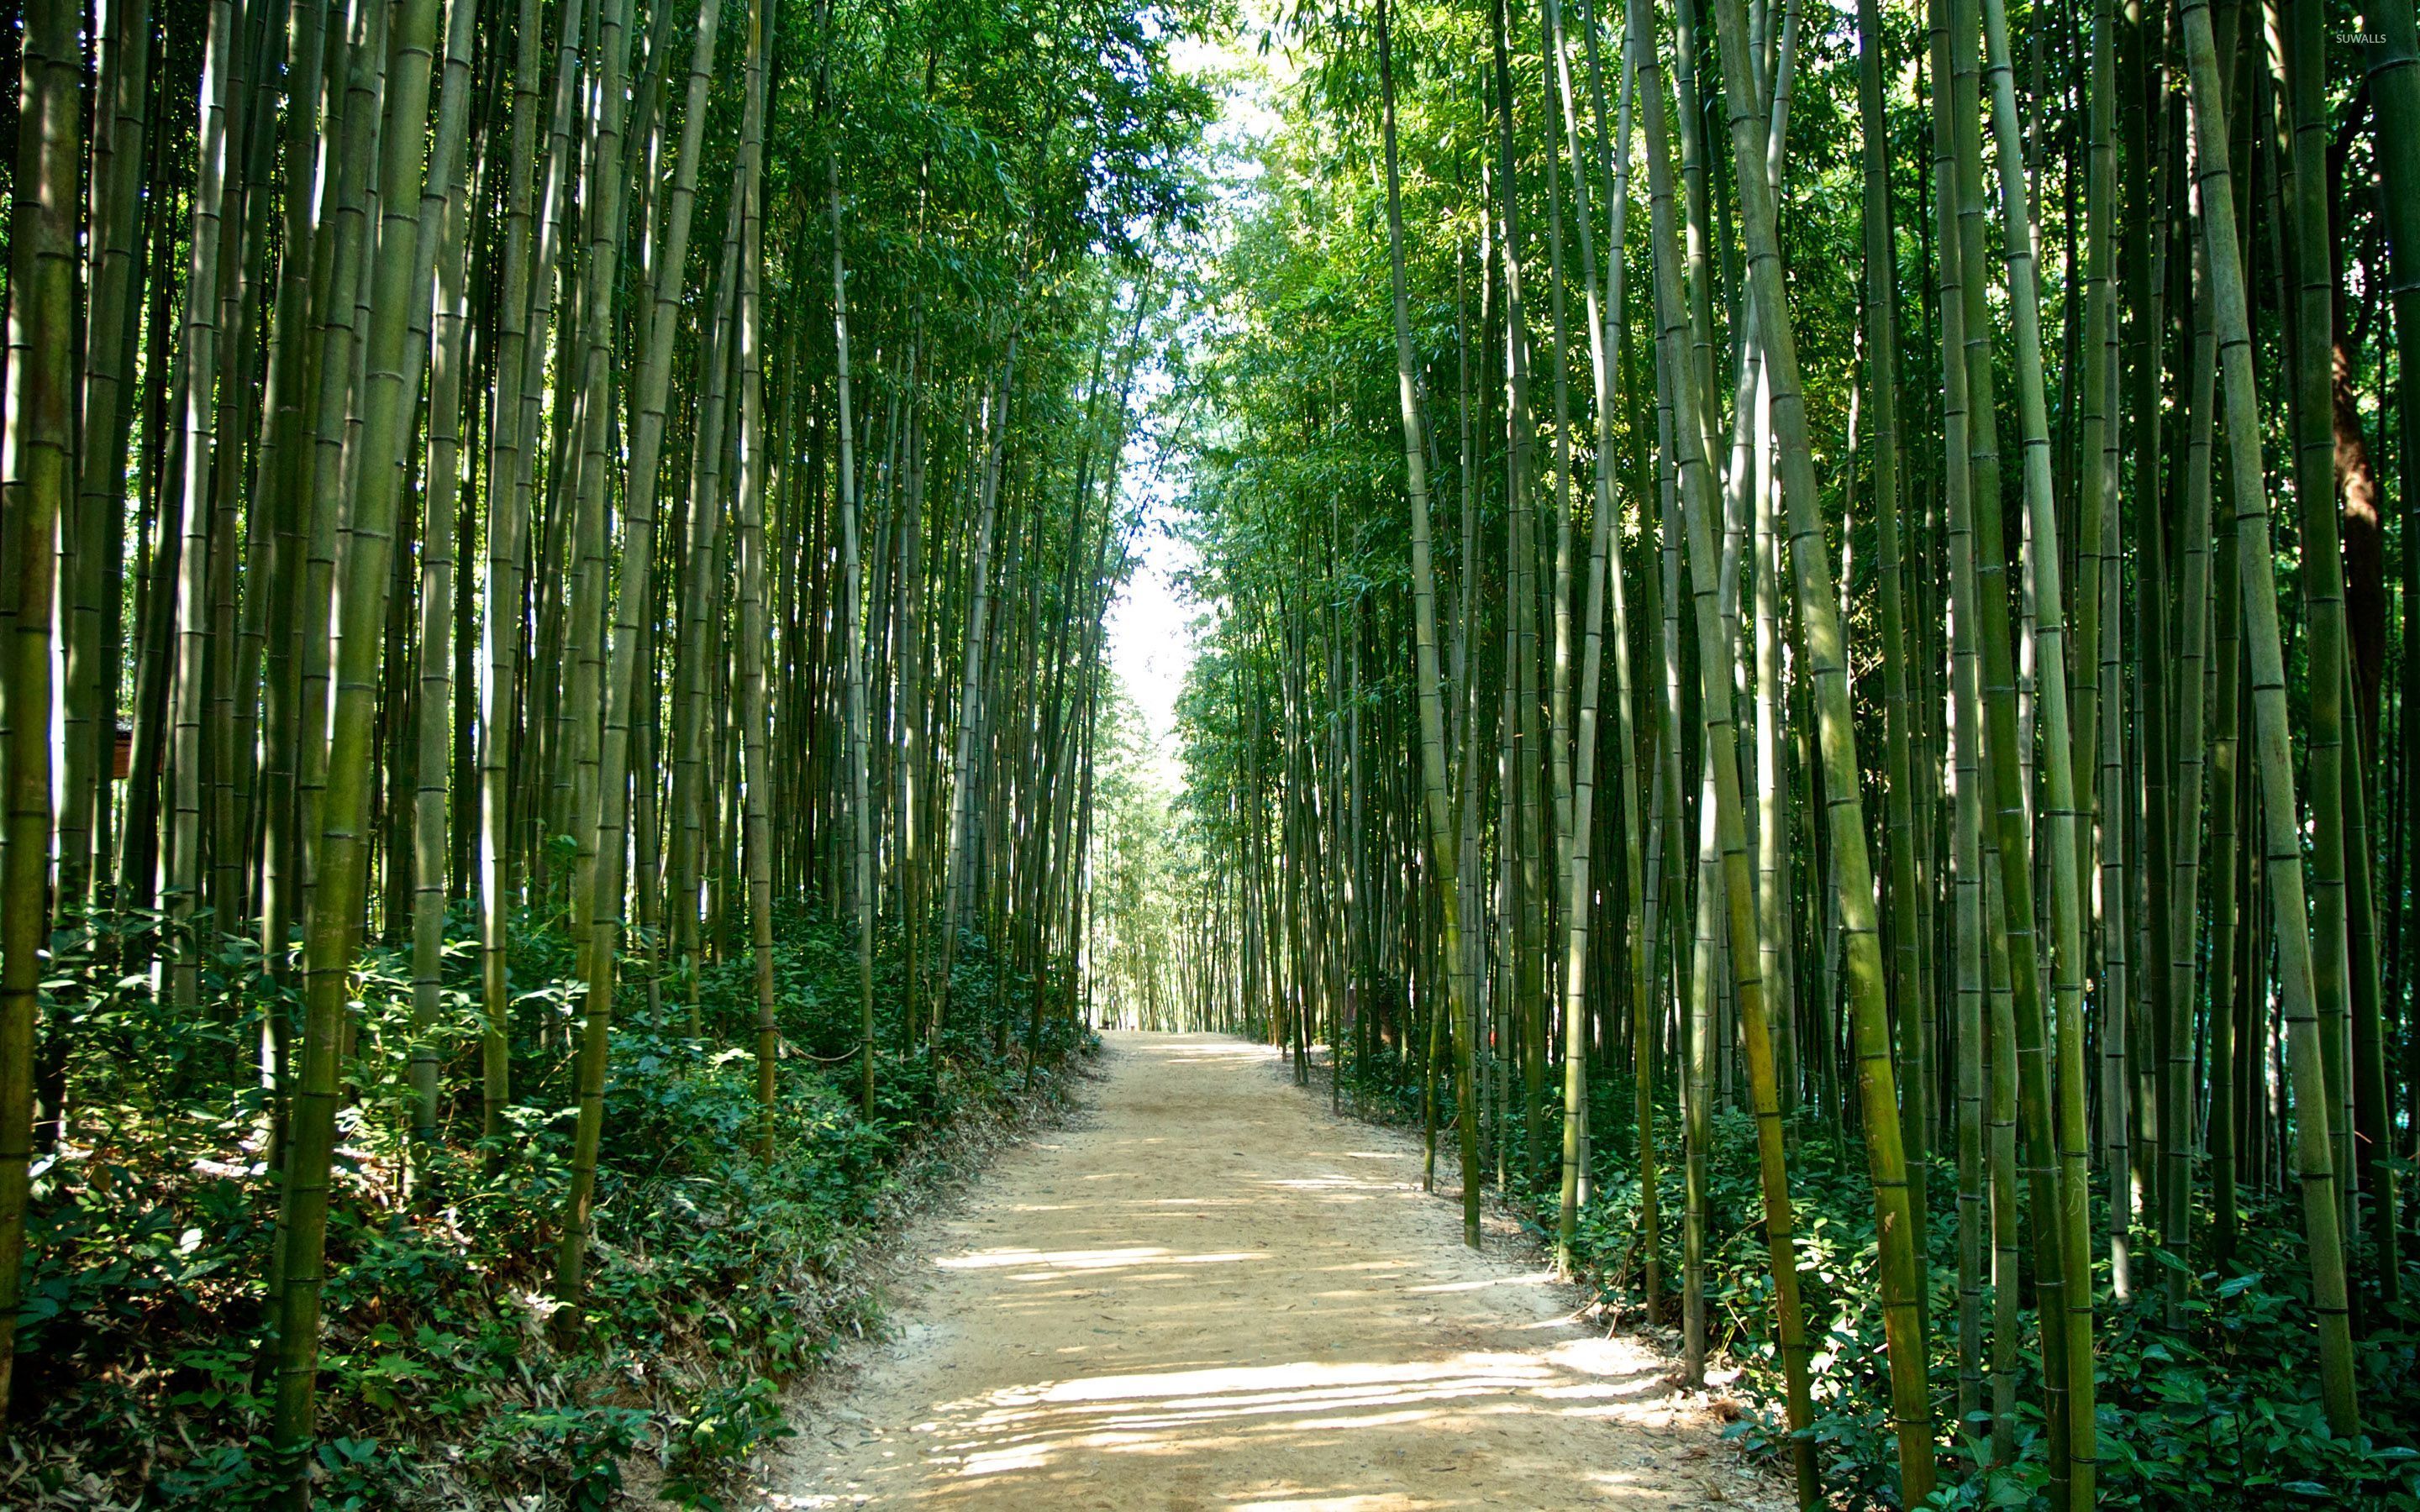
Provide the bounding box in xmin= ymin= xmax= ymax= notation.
xmin=762 ymin=1032 xmax=1781 ymax=1510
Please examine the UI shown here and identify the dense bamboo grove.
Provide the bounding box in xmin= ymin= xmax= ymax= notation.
xmin=11 ymin=0 xmax=2420 ymax=1500
xmin=0 ymin=0 xmax=1206 ymax=1495
xmin=1137 ymin=0 xmax=2420 ymax=1502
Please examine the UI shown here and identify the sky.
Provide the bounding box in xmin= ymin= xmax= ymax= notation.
xmin=1102 ymin=467 xmax=1197 ymax=788
xmin=1100 ymin=18 xmax=1291 ymax=791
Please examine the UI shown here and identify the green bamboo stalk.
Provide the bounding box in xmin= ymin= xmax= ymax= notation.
xmin=1708 ymin=0 xmax=1938 ymax=1488
xmin=2082 ymin=0 xmax=2133 ymax=1310
xmin=555 ymin=0 xmax=723 ymax=1305
xmin=208 ymin=7 xmax=275 ymax=947
xmin=550 ymin=0 xmax=638 ymax=1318
xmin=0 ymin=0 xmax=83 ymax=1424
xmin=1948 ymin=0 xmax=2073 ymax=1473
xmin=1747 ymin=0 xmax=1799 ymax=1123
xmin=1933 ymin=0 xmax=1991 ymax=1446
xmin=2344 ymin=626 xmax=2396 ymax=1304
xmin=2283 ymin=0 xmax=2358 ymax=1270
xmin=62 ymin=0 xmax=155 ymax=907
xmin=672 ymin=189 xmax=744 ymax=1031
xmin=1638 ymin=0 xmax=1818 ymax=1491
xmin=1490 ymin=0 xmax=1549 ymax=1185
xmin=293 ymin=0 xmax=392 ymax=969
xmin=409 ymin=0 xmax=481 ymax=1168
xmin=1576 ymin=0 xmax=1658 ymax=1321
xmin=269 ymin=0 xmax=445 ymax=1480
xmin=1377 ymin=0 xmax=1481 ymax=1250
xmin=2207 ymin=470 xmax=2244 ymax=1268
xmin=934 ymin=342 xmax=1013 ymax=1044
xmin=2070 ymin=0 xmax=2115 ymax=916
xmin=1975 ymin=0 xmax=2098 ymax=1480
xmin=2176 ymin=0 xmax=2360 ymax=1433
xmin=735 ymin=0 xmax=779 ymax=1158
xmin=2160 ymin=202 xmax=2219 ymax=1320
xmin=166 ymin=0 xmax=239 ymax=1011
xmin=892 ymin=328 xmax=929 ymax=1050
xmin=498 ymin=0 xmax=592 ymax=927
xmin=826 ymin=44 xmax=878 ymax=1120
xmin=1683 ymin=763 xmax=1717 ymax=1386
xmin=475 ymin=0 xmax=561 ymax=1142
xmin=1542 ymin=0 xmax=1582 ymax=910
xmin=1858 ymin=0 xmax=1927 ymax=1308
xmin=2099 ymin=327 xmax=2135 ymax=1308
xmin=563 ymin=0 xmax=639 ymax=969
xmin=252 ymin=0 xmax=331 ymax=1021
xmin=1916 ymin=12 xmax=2013 ymax=1422
xmin=1545 ymin=0 xmax=1633 ymax=1275
xmin=2370 ymin=0 xmax=2420 ymax=1229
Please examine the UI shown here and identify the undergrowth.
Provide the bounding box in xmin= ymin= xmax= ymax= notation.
xmin=8 ymin=900 xmax=1088 ymax=1509
xmin=1334 ymin=1047 xmax=2420 ymax=1509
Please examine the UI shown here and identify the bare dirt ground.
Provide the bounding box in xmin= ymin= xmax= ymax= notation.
xmin=758 ymin=1032 xmax=1786 ymax=1510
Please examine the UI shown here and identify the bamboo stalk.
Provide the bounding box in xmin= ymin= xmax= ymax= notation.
xmin=2177 ymin=0 xmax=2361 ymax=1431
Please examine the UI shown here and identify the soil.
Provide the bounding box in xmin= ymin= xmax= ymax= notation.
xmin=757 ymin=1032 xmax=1788 ymax=1509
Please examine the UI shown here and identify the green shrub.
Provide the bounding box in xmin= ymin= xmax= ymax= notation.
xmin=9 ymin=902 xmax=1086 ymax=1509
xmin=1331 ymin=1047 xmax=2420 ymax=1509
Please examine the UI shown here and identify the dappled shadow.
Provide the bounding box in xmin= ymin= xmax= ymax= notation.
xmin=780 ymin=1341 xmax=1687 ymax=1508
xmin=889 ymin=1341 xmax=1676 ymax=1504
xmin=771 ymin=1032 xmax=1748 ymax=1510
xmin=935 ymin=1246 xmax=1271 ymax=1273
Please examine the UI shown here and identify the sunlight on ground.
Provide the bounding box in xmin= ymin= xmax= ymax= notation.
xmin=934 ymin=1348 xmax=1673 ymax=1480
xmin=936 ymin=1247 xmax=1269 ymax=1273
xmin=769 ymin=1036 xmax=1765 ymax=1509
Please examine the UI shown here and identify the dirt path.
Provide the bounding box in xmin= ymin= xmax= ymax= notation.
xmin=761 ymin=1032 xmax=1782 ymax=1510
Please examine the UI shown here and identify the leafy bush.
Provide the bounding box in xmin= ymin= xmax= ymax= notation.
xmin=1571 ymin=1096 xmax=2420 ymax=1509
xmin=8 ymin=902 xmax=1088 ymax=1509
xmin=1332 ymin=1047 xmax=2420 ymax=1509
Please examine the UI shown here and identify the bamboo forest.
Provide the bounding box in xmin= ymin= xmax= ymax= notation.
xmin=1 ymin=0 xmax=2417 ymax=1501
